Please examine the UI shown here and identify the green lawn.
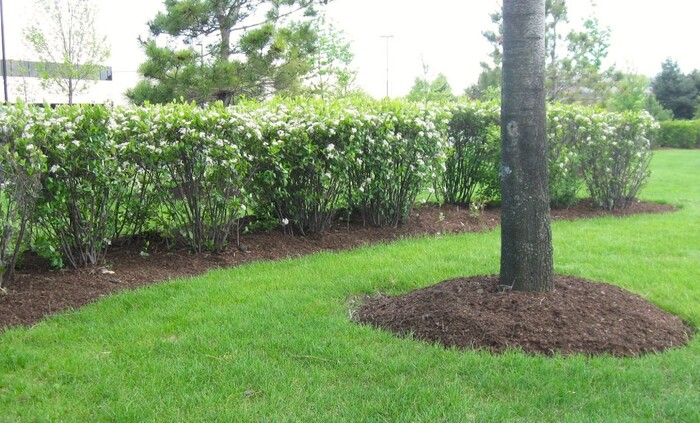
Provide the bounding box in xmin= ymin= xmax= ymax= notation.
xmin=1 ymin=150 xmax=699 ymax=422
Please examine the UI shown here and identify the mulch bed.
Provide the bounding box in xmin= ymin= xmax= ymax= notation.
xmin=354 ymin=275 xmax=694 ymax=357
xmin=1 ymin=199 xmax=691 ymax=357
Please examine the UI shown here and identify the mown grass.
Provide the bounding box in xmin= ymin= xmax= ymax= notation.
xmin=1 ymin=150 xmax=699 ymax=422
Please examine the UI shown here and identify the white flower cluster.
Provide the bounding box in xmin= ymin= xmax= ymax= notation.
xmin=0 ymin=95 xmax=656 ymax=260
xmin=548 ymin=104 xmax=655 ymax=209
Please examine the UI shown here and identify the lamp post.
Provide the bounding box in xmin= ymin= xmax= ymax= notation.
xmin=380 ymin=35 xmax=393 ymax=98
xmin=1 ymin=0 xmax=8 ymax=103
xmin=196 ymin=43 xmax=203 ymax=68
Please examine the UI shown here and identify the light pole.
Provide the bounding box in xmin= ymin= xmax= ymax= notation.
xmin=380 ymin=35 xmax=393 ymax=98
xmin=196 ymin=43 xmax=204 ymax=68
xmin=1 ymin=0 xmax=8 ymax=103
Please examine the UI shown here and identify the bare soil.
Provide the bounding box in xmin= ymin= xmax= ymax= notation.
xmin=1 ymin=200 xmax=691 ymax=357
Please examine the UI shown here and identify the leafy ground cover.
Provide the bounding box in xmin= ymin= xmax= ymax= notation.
xmin=0 ymin=150 xmax=699 ymax=421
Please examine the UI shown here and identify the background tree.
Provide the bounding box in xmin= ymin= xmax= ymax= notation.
xmin=406 ymin=65 xmax=455 ymax=103
xmin=127 ymin=42 xmax=201 ymax=104
xmin=606 ymin=72 xmax=648 ymax=112
xmin=464 ymin=63 xmax=500 ymax=100
xmin=128 ymin=0 xmax=330 ymax=105
xmin=558 ymin=16 xmax=612 ymax=104
xmin=652 ymin=59 xmax=698 ymax=120
xmin=472 ymin=0 xmax=612 ymax=105
xmin=9 ymin=60 xmax=39 ymax=103
xmin=466 ymin=7 xmax=502 ymax=100
xmin=692 ymin=69 xmax=700 ymax=91
xmin=303 ymin=16 xmax=357 ymax=98
xmin=24 ymin=0 xmax=110 ymax=105
xmin=693 ymin=70 xmax=700 ymax=118
xmin=543 ymin=0 xmax=567 ymax=101
xmin=481 ymin=8 xmax=503 ymax=68
xmin=607 ymin=71 xmax=673 ymax=120
xmin=500 ymin=0 xmax=553 ymax=292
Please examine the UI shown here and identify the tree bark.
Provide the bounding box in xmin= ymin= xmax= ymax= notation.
xmin=500 ymin=0 xmax=554 ymax=292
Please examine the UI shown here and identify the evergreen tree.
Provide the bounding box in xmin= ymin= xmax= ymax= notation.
xmin=127 ymin=0 xmax=330 ymax=105
xmin=690 ymin=69 xmax=700 ymax=118
xmin=652 ymin=59 xmax=698 ymax=120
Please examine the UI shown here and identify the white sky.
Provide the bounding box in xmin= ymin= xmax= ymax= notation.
xmin=3 ymin=0 xmax=700 ymax=104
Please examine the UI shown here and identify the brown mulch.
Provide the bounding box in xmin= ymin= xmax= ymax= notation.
xmin=354 ymin=275 xmax=694 ymax=357
xmin=0 ymin=200 xmax=686 ymax=356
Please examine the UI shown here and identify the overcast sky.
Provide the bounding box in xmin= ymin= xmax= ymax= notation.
xmin=4 ymin=0 xmax=700 ymax=103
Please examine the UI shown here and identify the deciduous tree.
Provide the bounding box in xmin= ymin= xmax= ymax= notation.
xmin=558 ymin=16 xmax=612 ymax=104
xmin=303 ymin=16 xmax=356 ymax=98
xmin=544 ymin=0 xmax=567 ymax=101
xmin=500 ymin=0 xmax=554 ymax=292
xmin=464 ymin=63 xmax=500 ymax=101
xmin=607 ymin=72 xmax=650 ymax=113
xmin=406 ymin=73 xmax=455 ymax=103
xmin=473 ymin=0 xmax=612 ymax=105
xmin=24 ymin=0 xmax=110 ymax=105
xmin=607 ymin=71 xmax=672 ymax=120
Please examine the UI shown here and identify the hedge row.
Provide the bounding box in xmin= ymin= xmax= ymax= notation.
xmin=656 ymin=120 xmax=700 ymax=149
xmin=0 ymin=99 xmax=655 ymax=281
xmin=436 ymin=103 xmax=655 ymax=210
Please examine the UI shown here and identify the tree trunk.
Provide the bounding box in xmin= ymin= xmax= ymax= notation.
xmin=500 ymin=0 xmax=554 ymax=292
xmin=215 ymin=3 xmax=235 ymax=62
xmin=68 ymin=78 xmax=74 ymax=105
xmin=548 ymin=20 xmax=559 ymax=102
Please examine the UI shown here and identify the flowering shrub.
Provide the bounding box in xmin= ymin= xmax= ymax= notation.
xmin=577 ymin=110 xmax=656 ymax=210
xmin=547 ymin=105 xmax=586 ymax=207
xmin=107 ymin=105 xmax=161 ymax=242
xmin=249 ymin=98 xmax=448 ymax=230
xmin=111 ymin=102 xmax=258 ymax=253
xmin=28 ymin=105 xmax=124 ymax=268
xmin=0 ymin=103 xmax=46 ymax=285
xmin=346 ymin=100 xmax=449 ymax=226
xmin=247 ymin=98 xmax=350 ymax=235
xmin=435 ymin=101 xmax=500 ymax=206
xmin=0 ymin=98 xmax=656 ymax=275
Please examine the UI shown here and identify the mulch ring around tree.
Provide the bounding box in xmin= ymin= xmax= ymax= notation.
xmin=354 ymin=274 xmax=695 ymax=357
